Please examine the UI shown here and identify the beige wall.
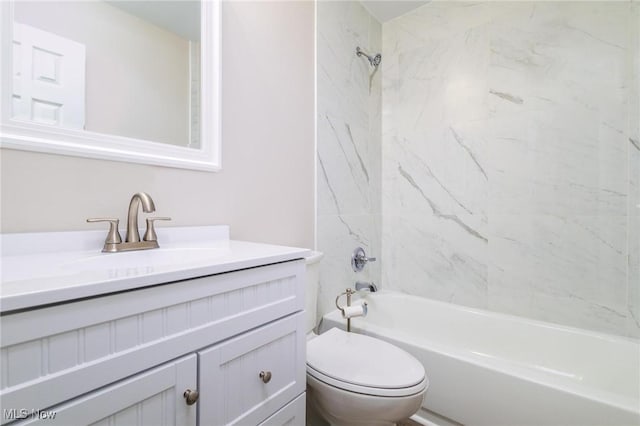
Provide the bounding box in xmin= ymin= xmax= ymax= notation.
xmin=15 ymin=1 xmax=191 ymax=146
xmin=1 ymin=1 xmax=315 ymax=249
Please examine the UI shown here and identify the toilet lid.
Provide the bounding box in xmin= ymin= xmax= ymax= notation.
xmin=307 ymin=328 xmax=427 ymax=396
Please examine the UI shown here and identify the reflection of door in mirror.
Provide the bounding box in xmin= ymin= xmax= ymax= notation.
xmin=13 ymin=23 xmax=86 ymax=129
xmin=12 ymin=1 xmax=201 ymax=148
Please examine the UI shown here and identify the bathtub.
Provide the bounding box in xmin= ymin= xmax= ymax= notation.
xmin=320 ymin=291 xmax=640 ymax=426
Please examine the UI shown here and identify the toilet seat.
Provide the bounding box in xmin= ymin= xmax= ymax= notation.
xmin=307 ymin=328 xmax=428 ymax=397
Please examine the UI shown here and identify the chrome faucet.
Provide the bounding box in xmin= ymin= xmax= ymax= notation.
xmin=87 ymin=192 xmax=171 ymax=253
xmin=355 ymin=281 xmax=378 ymax=292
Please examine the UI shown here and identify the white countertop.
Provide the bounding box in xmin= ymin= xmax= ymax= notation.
xmin=0 ymin=226 xmax=310 ymax=313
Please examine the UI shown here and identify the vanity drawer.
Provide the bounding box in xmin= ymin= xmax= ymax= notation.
xmin=258 ymin=393 xmax=305 ymax=426
xmin=0 ymin=260 xmax=305 ymax=421
xmin=198 ymin=312 xmax=306 ymax=426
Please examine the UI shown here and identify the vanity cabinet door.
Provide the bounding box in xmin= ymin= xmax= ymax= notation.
xmin=17 ymin=355 xmax=197 ymax=426
xmin=198 ymin=312 xmax=306 ymax=426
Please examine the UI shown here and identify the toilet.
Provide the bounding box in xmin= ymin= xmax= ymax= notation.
xmin=305 ymin=252 xmax=428 ymax=426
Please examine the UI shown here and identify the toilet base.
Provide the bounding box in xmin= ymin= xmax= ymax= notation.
xmin=307 ymin=374 xmax=425 ymax=426
xmin=307 ymin=386 xmax=395 ymax=426
xmin=306 ymin=392 xmax=330 ymax=426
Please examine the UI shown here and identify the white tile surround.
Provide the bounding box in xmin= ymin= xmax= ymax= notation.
xmin=316 ymin=1 xmax=382 ymax=319
xmin=381 ymin=1 xmax=639 ymax=337
xmin=318 ymin=1 xmax=639 ymax=338
xmin=628 ymin=1 xmax=639 ymax=338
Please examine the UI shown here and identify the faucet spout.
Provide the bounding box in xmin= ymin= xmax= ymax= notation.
xmin=126 ymin=192 xmax=156 ymax=242
xmin=355 ymin=281 xmax=377 ymax=293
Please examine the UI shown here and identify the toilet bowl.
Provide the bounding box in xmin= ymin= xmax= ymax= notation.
xmin=305 ymin=252 xmax=428 ymax=426
xmin=307 ymin=327 xmax=428 ymax=426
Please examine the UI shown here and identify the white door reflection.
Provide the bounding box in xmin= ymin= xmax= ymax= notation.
xmin=13 ymin=23 xmax=86 ymax=129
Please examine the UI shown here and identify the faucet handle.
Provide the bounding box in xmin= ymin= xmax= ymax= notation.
xmin=87 ymin=218 xmax=122 ymax=244
xmin=351 ymin=247 xmax=377 ymax=272
xmin=144 ymin=217 xmax=172 ymax=242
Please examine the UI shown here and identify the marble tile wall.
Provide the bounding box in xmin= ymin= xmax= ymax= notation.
xmin=316 ymin=2 xmax=382 ymax=320
xmin=381 ymin=1 xmax=640 ymax=337
xmin=628 ymin=1 xmax=639 ymax=338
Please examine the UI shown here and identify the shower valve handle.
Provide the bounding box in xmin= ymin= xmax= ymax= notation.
xmin=351 ymin=247 xmax=376 ymax=272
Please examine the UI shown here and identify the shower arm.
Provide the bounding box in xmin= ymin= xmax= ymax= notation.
xmin=356 ymin=46 xmax=373 ymax=62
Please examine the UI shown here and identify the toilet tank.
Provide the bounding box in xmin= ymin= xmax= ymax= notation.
xmin=305 ymin=251 xmax=324 ymax=332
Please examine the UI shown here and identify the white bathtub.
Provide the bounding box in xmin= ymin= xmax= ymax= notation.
xmin=320 ymin=291 xmax=640 ymax=426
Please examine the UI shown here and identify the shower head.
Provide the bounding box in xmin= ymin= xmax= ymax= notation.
xmin=371 ymin=53 xmax=382 ymax=67
xmin=356 ymin=47 xmax=382 ymax=69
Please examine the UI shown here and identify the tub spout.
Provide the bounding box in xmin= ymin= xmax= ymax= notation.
xmin=355 ymin=281 xmax=377 ymax=292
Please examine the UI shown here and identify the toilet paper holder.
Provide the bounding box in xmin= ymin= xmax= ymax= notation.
xmin=335 ymin=288 xmax=368 ymax=332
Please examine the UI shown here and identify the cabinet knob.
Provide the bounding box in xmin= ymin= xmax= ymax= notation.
xmin=183 ymin=389 xmax=199 ymax=405
xmin=259 ymin=371 xmax=272 ymax=383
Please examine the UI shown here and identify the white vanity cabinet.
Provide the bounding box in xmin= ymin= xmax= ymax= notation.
xmin=0 ymin=258 xmax=307 ymax=426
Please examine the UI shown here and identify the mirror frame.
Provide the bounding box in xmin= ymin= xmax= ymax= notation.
xmin=0 ymin=0 xmax=221 ymax=172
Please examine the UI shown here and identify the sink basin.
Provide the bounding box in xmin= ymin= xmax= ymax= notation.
xmin=64 ymin=246 xmax=228 ymax=271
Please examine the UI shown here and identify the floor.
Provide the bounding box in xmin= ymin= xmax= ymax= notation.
xmin=307 ymin=418 xmax=420 ymax=426
xmin=397 ymin=420 xmax=421 ymax=426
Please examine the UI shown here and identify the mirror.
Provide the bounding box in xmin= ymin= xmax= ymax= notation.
xmin=0 ymin=0 xmax=221 ymax=171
